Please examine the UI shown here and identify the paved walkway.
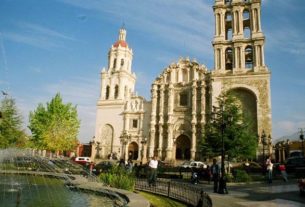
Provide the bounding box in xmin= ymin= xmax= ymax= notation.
xmin=196 ymin=179 xmax=305 ymax=207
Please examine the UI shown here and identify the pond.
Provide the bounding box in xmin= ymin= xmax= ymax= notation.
xmin=0 ymin=174 xmax=115 ymax=207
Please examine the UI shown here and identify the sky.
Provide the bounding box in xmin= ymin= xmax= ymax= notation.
xmin=0 ymin=0 xmax=305 ymax=143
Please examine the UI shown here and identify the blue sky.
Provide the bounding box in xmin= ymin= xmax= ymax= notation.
xmin=0 ymin=0 xmax=305 ymax=143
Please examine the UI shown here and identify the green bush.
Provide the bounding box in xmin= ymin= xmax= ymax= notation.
xmin=99 ymin=165 xmax=135 ymax=191
xmin=234 ymin=169 xmax=252 ymax=183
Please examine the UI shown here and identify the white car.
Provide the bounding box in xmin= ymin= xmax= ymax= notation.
xmin=180 ymin=161 xmax=207 ymax=169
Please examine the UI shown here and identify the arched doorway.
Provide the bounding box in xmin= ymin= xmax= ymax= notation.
xmin=128 ymin=142 xmax=139 ymax=160
xmin=175 ymin=135 xmax=191 ymax=160
xmin=228 ymin=88 xmax=258 ymax=133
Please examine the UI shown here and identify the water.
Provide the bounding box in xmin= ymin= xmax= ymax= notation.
xmin=0 ymin=149 xmax=121 ymax=207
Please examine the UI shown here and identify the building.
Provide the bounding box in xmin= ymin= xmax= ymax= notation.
xmin=91 ymin=0 xmax=272 ymax=163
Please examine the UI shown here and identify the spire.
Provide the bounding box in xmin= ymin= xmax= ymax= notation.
xmin=118 ymin=27 xmax=126 ymax=41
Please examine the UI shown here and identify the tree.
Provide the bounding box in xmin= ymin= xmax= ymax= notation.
xmin=0 ymin=97 xmax=28 ymax=148
xmin=201 ymin=92 xmax=257 ymax=160
xmin=28 ymin=93 xmax=80 ymax=153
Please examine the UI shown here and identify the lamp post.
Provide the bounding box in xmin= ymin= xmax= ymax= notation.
xmin=300 ymin=128 xmax=304 ymax=157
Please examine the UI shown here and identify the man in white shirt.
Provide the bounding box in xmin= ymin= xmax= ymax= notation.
xmin=148 ymin=155 xmax=158 ymax=186
xmin=266 ymin=156 xmax=273 ymax=183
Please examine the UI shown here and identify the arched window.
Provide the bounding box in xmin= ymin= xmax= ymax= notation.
xmin=179 ymin=92 xmax=188 ymax=106
xmin=113 ymin=58 xmax=117 ymax=69
xmin=243 ymin=9 xmax=251 ymax=38
xmin=120 ymin=59 xmax=124 ymax=67
xmin=245 ymin=46 xmax=253 ymax=69
xmin=106 ymin=85 xmax=110 ymax=100
xmin=225 ymin=0 xmax=231 ymax=5
xmin=225 ymin=12 xmax=233 ymax=40
xmin=114 ymin=85 xmax=119 ymax=99
xmin=225 ymin=47 xmax=233 ymax=70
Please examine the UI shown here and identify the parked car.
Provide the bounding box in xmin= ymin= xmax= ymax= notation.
xmin=285 ymin=157 xmax=305 ymax=174
xmin=233 ymin=161 xmax=263 ymax=174
xmin=180 ymin=161 xmax=207 ymax=169
xmin=73 ymin=157 xmax=91 ymax=165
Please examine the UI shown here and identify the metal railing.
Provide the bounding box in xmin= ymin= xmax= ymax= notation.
xmin=135 ymin=178 xmax=212 ymax=207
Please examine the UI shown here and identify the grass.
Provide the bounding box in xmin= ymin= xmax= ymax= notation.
xmin=138 ymin=191 xmax=188 ymax=207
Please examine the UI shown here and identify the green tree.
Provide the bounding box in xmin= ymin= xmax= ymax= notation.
xmin=28 ymin=93 xmax=80 ymax=153
xmin=201 ymin=92 xmax=257 ymax=160
xmin=0 ymin=97 xmax=28 ymax=148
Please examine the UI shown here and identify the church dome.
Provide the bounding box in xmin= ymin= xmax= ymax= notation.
xmin=113 ymin=40 xmax=128 ymax=48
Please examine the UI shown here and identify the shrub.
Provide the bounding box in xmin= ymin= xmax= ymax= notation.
xmin=234 ymin=169 xmax=252 ymax=183
xmin=99 ymin=165 xmax=135 ymax=191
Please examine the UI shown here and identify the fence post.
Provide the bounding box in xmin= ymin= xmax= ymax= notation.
xmin=167 ymin=181 xmax=171 ymax=197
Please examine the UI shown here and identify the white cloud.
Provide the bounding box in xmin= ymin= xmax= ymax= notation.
xmin=2 ymin=22 xmax=76 ymax=50
xmin=57 ymin=0 xmax=214 ymax=56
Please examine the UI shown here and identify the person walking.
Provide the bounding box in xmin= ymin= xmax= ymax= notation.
xmin=148 ymin=155 xmax=158 ymax=187
xmin=278 ymin=162 xmax=288 ymax=182
xmin=266 ymin=156 xmax=273 ymax=183
xmin=210 ymin=159 xmax=220 ymax=193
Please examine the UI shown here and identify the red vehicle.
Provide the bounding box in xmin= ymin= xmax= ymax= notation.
xmin=73 ymin=157 xmax=91 ymax=165
xmin=298 ymin=178 xmax=305 ymax=196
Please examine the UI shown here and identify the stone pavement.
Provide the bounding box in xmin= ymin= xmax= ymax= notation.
xmin=196 ymin=179 xmax=305 ymax=207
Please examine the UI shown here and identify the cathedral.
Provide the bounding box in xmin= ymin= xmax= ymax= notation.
xmin=91 ymin=0 xmax=272 ymax=163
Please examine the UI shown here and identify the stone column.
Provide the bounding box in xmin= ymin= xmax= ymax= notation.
xmin=200 ymin=81 xmax=206 ymax=132
xmin=220 ymin=11 xmax=225 ymax=38
xmin=158 ymin=84 xmax=164 ymax=157
xmin=191 ymin=81 xmax=197 ymax=160
xmin=149 ymin=84 xmax=158 ymax=157
xmin=166 ymin=83 xmax=174 ymax=161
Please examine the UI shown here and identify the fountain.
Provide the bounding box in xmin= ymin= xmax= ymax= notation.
xmin=0 ymin=148 xmax=127 ymax=207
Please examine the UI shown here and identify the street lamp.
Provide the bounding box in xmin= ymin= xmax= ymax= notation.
xmin=300 ymin=129 xmax=304 ymax=157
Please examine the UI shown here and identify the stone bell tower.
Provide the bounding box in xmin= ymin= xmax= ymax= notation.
xmin=211 ymin=0 xmax=272 ymax=156
xmin=93 ymin=27 xmax=137 ymax=160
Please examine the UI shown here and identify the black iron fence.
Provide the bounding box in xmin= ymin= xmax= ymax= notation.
xmin=135 ymin=178 xmax=212 ymax=207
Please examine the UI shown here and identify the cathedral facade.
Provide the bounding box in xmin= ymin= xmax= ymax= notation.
xmin=91 ymin=0 xmax=272 ymax=163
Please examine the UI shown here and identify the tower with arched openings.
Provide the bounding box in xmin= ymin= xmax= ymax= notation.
xmin=212 ymin=0 xmax=272 ymax=156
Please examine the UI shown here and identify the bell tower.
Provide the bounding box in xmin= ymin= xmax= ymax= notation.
xmin=99 ymin=27 xmax=136 ymax=102
xmin=213 ymin=0 xmax=266 ymax=72
xmin=211 ymin=0 xmax=272 ymax=155
xmin=93 ymin=27 xmax=137 ymax=160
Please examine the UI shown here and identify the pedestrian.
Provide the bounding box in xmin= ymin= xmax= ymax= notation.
xmin=210 ymin=159 xmax=220 ymax=193
xmin=278 ymin=162 xmax=288 ymax=182
xmin=266 ymin=156 xmax=273 ymax=183
xmin=126 ymin=159 xmax=133 ymax=173
xmin=148 ymin=155 xmax=158 ymax=187
xmin=89 ymin=161 xmax=94 ymax=175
